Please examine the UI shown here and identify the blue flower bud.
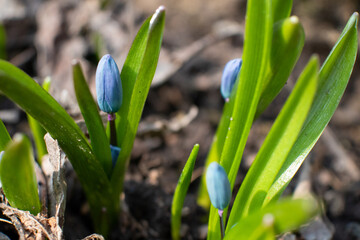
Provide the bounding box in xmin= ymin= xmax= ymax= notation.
xmin=110 ymin=145 xmax=121 ymax=167
xmin=96 ymin=54 xmax=123 ymax=113
xmin=206 ymin=162 xmax=231 ymax=210
xmin=221 ymin=58 xmax=242 ymax=101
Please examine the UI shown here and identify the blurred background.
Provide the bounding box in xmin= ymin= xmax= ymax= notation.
xmin=0 ymin=0 xmax=360 ymax=239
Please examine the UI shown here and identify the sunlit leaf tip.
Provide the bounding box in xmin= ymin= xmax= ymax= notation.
xmin=150 ymin=5 xmax=166 ymax=31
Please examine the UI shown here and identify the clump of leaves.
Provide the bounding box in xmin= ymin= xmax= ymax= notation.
xmin=171 ymin=0 xmax=358 ymax=239
xmin=0 ymin=6 xmax=165 ymax=236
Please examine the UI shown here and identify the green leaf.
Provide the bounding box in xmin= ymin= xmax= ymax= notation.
xmin=272 ymin=0 xmax=293 ymax=23
xmin=227 ymin=56 xmax=318 ymax=229
xmin=42 ymin=76 xmax=51 ymax=91
xmin=27 ymin=77 xmax=51 ymax=163
xmin=247 ymin=225 xmax=275 ymax=240
xmin=256 ymin=16 xmax=305 ymax=118
xmin=0 ymin=134 xmax=41 ymax=215
xmin=171 ymin=144 xmax=199 ymax=240
xmin=27 ymin=116 xmax=47 ymax=162
xmin=0 ymin=118 xmax=10 ymax=151
xmin=224 ymin=198 xmax=318 ymax=240
xmin=0 ymin=60 xmax=116 ymax=235
xmin=0 ymin=23 xmax=6 ymax=60
xmin=265 ymin=12 xmax=359 ymax=204
xmin=207 ymin=0 xmax=273 ymax=238
xmin=115 ymin=17 xmax=151 ymax=143
xmin=111 ymin=7 xmax=165 ymax=194
xmin=73 ymin=61 xmax=112 ymax=177
xmin=91 ymin=32 xmax=106 ymax=62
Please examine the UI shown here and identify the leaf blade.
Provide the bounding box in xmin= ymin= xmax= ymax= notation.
xmin=272 ymin=0 xmax=293 ymax=23
xmin=171 ymin=144 xmax=199 ymax=240
xmin=266 ymin=12 xmax=359 ymax=203
xmin=224 ymin=198 xmax=318 ymax=240
xmin=111 ymin=8 xmax=165 ymax=193
xmin=256 ymin=16 xmax=305 ymax=118
xmin=0 ymin=23 xmax=6 ymax=60
xmin=114 ymin=17 xmax=151 ymax=144
xmin=0 ymin=119 xmax=10 ymax=151
xmin=0 ymin=134 xmax=41 ymax=215
xmin=73 ymin=61 xmax=112 ymax=176
xmin=27 ymin=77 xmax=51 ymax=163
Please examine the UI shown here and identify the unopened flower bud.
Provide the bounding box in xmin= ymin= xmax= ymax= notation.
xmin=221 ymin=58 xmax=242 ymax=101
xmin=96 ymin=54 xmax=123 ymax=113
xmin=206 ymin=162 xmax=231 ymax=210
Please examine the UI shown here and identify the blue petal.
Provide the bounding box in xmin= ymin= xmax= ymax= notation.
xmin=206 ymin=162 xmax=231 ymax=210
xmin=96 ymin=54 xmax=123 ymax=113
xmin=221 ymin=58 xmax=242 ymax=100
xmin=110 ymin=145 xmax=121 ymax=167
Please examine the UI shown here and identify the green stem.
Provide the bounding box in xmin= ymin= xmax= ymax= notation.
xmin=219 ymin=209 xmax=225 ymax=239
xmin=109 ymin=113 xmax=117 ymax=146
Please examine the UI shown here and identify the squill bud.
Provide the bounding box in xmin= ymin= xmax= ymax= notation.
xmin=96 ymin=54 xmax=123 ymax=113
xmin=221 ymin=58 xmax=242 ymax=101
xmin=206 ymin=162 xmax=231 ymax=210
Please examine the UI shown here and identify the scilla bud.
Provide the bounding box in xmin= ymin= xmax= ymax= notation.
xmin=96 ymin=54 xmax=123 ymax=113
xmin=221 ymin=58 xmax=242 ymax=101
xmin=206 ymin=162 xmax=231 ymax=210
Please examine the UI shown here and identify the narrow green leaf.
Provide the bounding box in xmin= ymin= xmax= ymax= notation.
xmin=171 ymin=144 xmax=199 ymax=240
xmin=73 ymin=61 xmax=112 ymax=177
xmin=27 ymin=116 xmax=47 ymax=162
xmin=256 ymin=16 xmax=305 ymax=118
xmin=247 ymin=225 xmax=275 ymax=240
xmin=92 ymin=32 xmax=106 ymax=62
xmin=0 ymin=60 xmax=116 ymax=234
xmin=266 ymin=12 xmax=359 ymax=204
xmin=0 ymin=119 xmax=10 ymax=151
xmin=207 ymin=0 xmax=273 ymax=238
xmin=0 ymin=23 xmax=6 ymax=60
xmin=272 ymin=0 xmax=293 ymax=23
xmin=227 ymin=56 xmax=318 ymax=229
xmin=27 ymin=77 xmax=51 ymax=163
xmin=0 ymin=134 xmax=41 ymax=215
xmin=111 ymin=7 xmax=165 ymax=194
xmin=224 ymin=198 xmax=318 ymax=240
xmin=115 ymin=17 xmax=151 ymax=143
